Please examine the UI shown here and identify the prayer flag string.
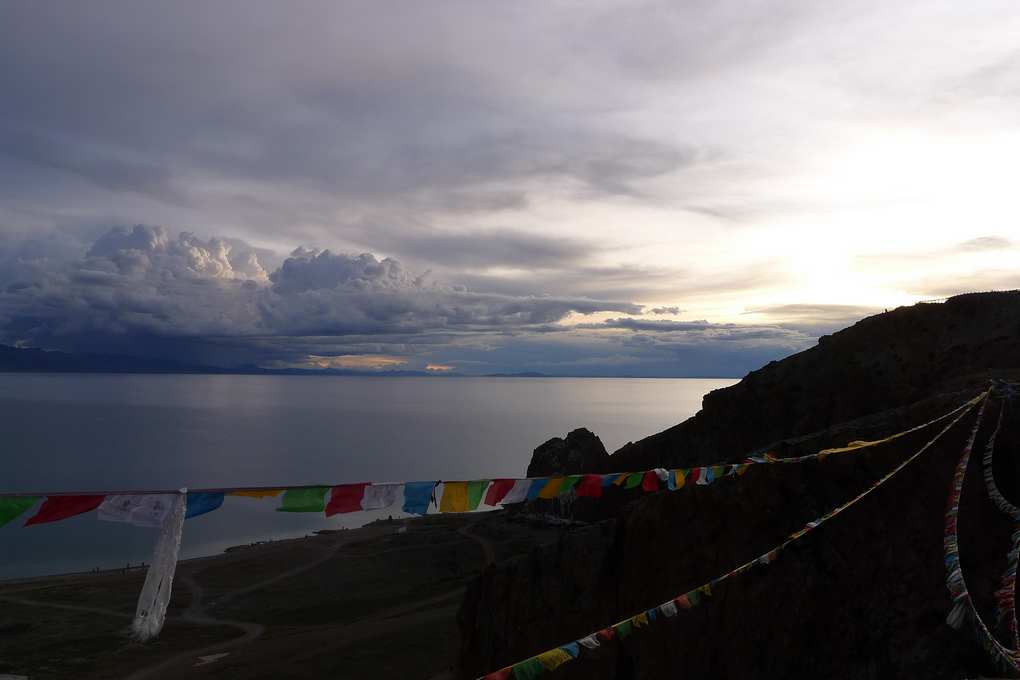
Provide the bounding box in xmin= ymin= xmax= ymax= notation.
xmin=478 ymin=390 xmax=988 ymax=680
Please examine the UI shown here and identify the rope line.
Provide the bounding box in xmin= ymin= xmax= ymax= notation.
xmin=477 ymin=390 xmax=988 ymax=679
xmin=944 ymin=393 xmax=1020 ymax=675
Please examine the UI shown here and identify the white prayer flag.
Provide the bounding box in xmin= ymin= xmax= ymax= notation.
xmin=99 ymin=494 xmax=177 ymax=527
xmin=500 ymin=479 xmax=532 ymax=505
xmin=361 ymin=483 xmax=403 ymax=511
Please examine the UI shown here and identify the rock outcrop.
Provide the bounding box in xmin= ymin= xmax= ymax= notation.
xmin=459 ymin=291 xmax=1020 ymax=679
xmin=526 ymin=428 xmax=609 ymax=478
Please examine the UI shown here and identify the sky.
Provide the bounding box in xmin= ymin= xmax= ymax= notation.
xmin=1 ymin=1 xmax=1019 ymax=376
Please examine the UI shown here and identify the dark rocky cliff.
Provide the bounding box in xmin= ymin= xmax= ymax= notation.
xmin=459 ymin=292 xmax=1020 ymax=679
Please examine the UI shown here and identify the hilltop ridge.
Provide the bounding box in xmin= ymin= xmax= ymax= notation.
xmin=459 ymin=291 xmax=1020 ymax=679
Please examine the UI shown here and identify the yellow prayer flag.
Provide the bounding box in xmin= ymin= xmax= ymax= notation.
xmin=674 ymin=469 xmax=687 ymax=489
xmin=440 ymin=481 xmax=469 ymax=513
xmin=536 ymin=648 xmax=573 ymax=671
xmin=632 ymin=611 xmax=649 ymax=628
xmin=230 ymin=489 xmax=283 ymax=498
xmin=612 ymin=473 xmax=630 ymax=487
xmin=538 ymin=477 xmax=564 ymax=499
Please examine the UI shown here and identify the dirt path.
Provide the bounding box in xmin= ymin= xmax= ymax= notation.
xmin=124 ymin=527 xmax=391 ymax=679
xmin=0 ymin=594 xmax=132 ymax=619
xmin=458 ymin=521 xmax=497 ymax=567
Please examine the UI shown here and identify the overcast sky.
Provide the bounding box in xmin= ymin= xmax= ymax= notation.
xmin=1 ymin=1 xmax=1018 ymax=376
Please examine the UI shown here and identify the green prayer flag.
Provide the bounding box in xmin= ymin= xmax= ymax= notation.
xmin=559 ymin=475 xmax=582 ymax=494
xmin=0 ymin=497 xmax=39 ymax=527
xmin=277 ymin=487 xmax=329 ymax=512
xmin=512 ymin=657 xmax=545 ymax=680
xmin=624 ymin=473 xmax=643 ymax=489
xmin=467 ymin=480 xmax=489 ymax=510
xmin=687 ymin=589 xmax=702 ymax=607
xmin=614 ymin=619 xmax=634 ymax=639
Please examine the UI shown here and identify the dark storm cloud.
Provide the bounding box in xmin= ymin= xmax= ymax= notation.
xmin=0 ymin=224 xmax=819 ymax=375
xmin=0 ymin=225 xmax=641 ymax=352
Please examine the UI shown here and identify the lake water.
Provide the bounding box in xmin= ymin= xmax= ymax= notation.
xmin=0 ymin=374 xmax=735 ymax=578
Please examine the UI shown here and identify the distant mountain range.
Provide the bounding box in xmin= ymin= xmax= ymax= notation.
xmin=0 ymin=344 xmax=457 ymax=377
xmin=0 ymin=344 xmax=572 ymax=378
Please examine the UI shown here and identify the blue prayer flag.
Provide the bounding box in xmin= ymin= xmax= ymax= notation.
xmin=186 ymin=492 xmax=224 ymax=519
xmin=402 ymin=481 xmax=436 ymax=516
xmin=527 ymin=478 xmax=549 ymax=500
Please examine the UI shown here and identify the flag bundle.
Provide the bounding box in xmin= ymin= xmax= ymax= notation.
xmin=944 ymin=392 xmax=1020 ymax=674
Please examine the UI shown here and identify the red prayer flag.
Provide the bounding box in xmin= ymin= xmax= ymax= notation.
xmin=575 ymin=474 xmax=604 ymax=498
xmin=674 ymin=594 xmax=692 ymax=609
xmin=325 ymin=483 xmax=369 ymax=516
xmin=482 ymin=669 xmax=512 ymax=680
xmin=25 ymin=495 xmax=105 ymax=526
xmin=688 ymin=467 xmax=702 ymax=484
xmin=641 ymin=470 xmax=659 ymax=492
xmin=596 ymin=627 xmax=616 ymax=643
xmin=484 ymin=479 xmax=516 ymax=506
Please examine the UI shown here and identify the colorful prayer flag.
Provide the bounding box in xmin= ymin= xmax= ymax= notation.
xmin=362 ymin=483 xmax=402 ymax=511
xmin=501 ymin=479 xmax=532 ymax=505
xmin=186 ymin=492 xmax=225 ymax=519
xmin=484 ymin=479 xmax=516 ymax=506
xmin=440 ymin=481 xmax=469 ymax=512
xmin=674 ymin=469 xmax=687 ymax=489
xmin=0 ymin=497 xmax=38 ymax=528
xmin=323 ymin=484 xmax=365 ymax=515
xmin=641 ymin=470 xmax=659 ymax=492
xmin=482 ymin=669 xmax=512 ymax=680
xmin=575 ymin=474 xmax=604 ymax=498
xmin=578 ymin=634 xmax=601 ymax=650
xmin=559 ymin=475 xmax=582 ymax=495
xmin=511 ymin=657 xmax=545 ymax=680
xmin=613 ymin=619 xmax=634 ymax=639
xmin=537 ymin=477 xmax=563 ymax=499
xmin=537 ymin=647 xmax=574 ymax=671
xmin=631 ymin=611 xmax=649 ymax=628
xmin=526 ymin=478 xmax=549 ymax=501
xmin=403 ymin=481 xmax=435 ymax=515
xmin=25 ymin=495 xmax=104 ymax=526
xmin=99 ymin=494 xmax=177 ymax=527
xmin=467 ymin=480 xmax=489 ymax=510
xmin=624 ymin=473 xmax=643 ymax=489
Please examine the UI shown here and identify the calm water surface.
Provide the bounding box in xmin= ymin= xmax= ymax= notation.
xmin=0 ymin=374 xmax=735 ymax=577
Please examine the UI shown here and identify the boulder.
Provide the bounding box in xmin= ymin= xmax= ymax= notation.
xmin=526 ymin=428 xmax=608 ymax=478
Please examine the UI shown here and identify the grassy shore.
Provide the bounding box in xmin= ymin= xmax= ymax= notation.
xmin=0 ymin=512 xmax=564 ymax=679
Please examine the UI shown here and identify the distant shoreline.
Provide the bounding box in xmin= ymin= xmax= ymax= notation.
xmin=0 ymin=369 xmax=738 ymax=379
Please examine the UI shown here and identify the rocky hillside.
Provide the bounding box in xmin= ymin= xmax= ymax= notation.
xmin=612 ymin=291 xmax=1020 ymax=471
xmin=459 ymin=292 xmax=1020 ymax=679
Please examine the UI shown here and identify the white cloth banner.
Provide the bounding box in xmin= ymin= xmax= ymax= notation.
xmin=361 ymin=483 xmax=403 ymax=511
xmin=98 ymin=494 xmax=177 ymax=527
xmin=500 ymin=479 xmax=532 ymax=505
xmin=658 ymin=600 xmax=678 ymax=618
xmin=132 ymin=492 xmax=186 ymax=641
xmin=578 ymin=634 xmax=601 ymax=650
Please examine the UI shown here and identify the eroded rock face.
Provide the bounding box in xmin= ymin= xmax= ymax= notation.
xmin=459 ymin=292 xmax=1020 ymax=679
xmin=526 ymin=428 xmax=609 ymax=478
